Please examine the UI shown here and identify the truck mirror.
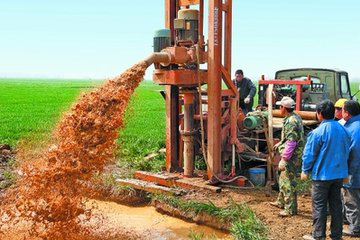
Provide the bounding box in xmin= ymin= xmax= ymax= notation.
xmin=351 ymin=84 xmax=360 ymax=100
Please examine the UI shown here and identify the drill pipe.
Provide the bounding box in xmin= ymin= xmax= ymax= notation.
xmin=272 ymin=109 xmax=318 ymax=121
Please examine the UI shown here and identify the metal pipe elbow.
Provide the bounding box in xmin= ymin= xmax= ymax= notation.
xmin=143 ymin=52 xmax=172 ymax=68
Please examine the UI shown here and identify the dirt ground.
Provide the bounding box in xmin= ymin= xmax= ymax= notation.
xmin=182 ymin=187 xmax=355 ymax=240
xmin=1 ymin=155 xmax=356 ymax=240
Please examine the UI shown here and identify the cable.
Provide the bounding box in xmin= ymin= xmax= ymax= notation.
xmin=216 ymin=175 xmax=255 ymax=187
xmin=196 ymin=44 xmax=208 ymax=168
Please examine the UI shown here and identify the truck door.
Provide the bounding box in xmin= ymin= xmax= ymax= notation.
xmin=338 ymin=72 xmax=351 ymax=99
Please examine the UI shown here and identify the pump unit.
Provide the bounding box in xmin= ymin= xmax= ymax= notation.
xmin=174 ymin=9 xmax=199 ymax=44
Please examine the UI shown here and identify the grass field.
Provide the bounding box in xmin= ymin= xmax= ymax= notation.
xmin=0 ymin=79 xmax=100 ymax=146
xmin=0 ymin=78 xmax=359 ymax=169
xmin=116 ymin=82 xmax=165 ymax=173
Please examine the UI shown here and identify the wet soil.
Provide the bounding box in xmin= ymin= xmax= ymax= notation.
xmin=181 ymin=187 xmax=354 ymax=240
xmin=2 ymin=199 xmax=230 ymax=240
xmin=89 ymin=199 xmax=230 ymax=240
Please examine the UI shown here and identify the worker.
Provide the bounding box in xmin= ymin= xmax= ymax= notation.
xmin=233 ymin=69 xmax=256 ymax=114
xmin=301 ymin=100 xmax=350 ymax=240
xmin=334 ymin=98 xmax=347 ymax=125
xmin=270 ymin=96 xmax=305 ymax=217
xmin=342 ymin=100 xmax=360 ymax=237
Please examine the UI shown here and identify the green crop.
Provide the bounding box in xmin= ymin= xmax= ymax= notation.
xmin=0 ymin=78 xmax=100 ymax=146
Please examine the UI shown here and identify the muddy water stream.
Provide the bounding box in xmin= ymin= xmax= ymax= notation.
xmin=91 ymin=200 xmax=231 ymax=240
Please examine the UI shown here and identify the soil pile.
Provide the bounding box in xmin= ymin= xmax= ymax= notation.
xmin=0 ymin=62 xmax=147 ymax=239
xmin=0 ymin=144 xmax=13 ymax=163
xmin=0 ymin=144 xmax=14 ymax=192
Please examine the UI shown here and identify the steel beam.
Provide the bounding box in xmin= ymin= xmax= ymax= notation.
xmin=207 ymin=0 xmax=223 ymax=180
xmin=165 ymin=85 xmax=180 ymax=172
xmin=165 ymin=0 xmax=178 ymax=44
xmin=164 ymin=1 xmax=180 ymax=172
xmin=224 ymin=0 xmax=232 ymax=75
xmin=198 ymin=0 xmax=204 ymax=49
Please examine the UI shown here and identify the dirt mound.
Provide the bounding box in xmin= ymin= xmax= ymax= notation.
xmin=0 ymin=144 xmax=13 ymax=163
xmin=0 ymin=62 xmax=147 ymax=239
xmin=0 ymin=144 xmax=15 ymax=194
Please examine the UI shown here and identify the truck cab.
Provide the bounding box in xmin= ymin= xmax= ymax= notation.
xmin=259 ymin=68 xmax=353 ymax=111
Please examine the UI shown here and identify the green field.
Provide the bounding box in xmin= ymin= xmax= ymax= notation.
xmin=0 ymin=79 xmax=359 ymax=170
xmin=0 ymin=79 xmax=99 ymax=146
xmin=117 ymin=82 xmax=166 ymax=172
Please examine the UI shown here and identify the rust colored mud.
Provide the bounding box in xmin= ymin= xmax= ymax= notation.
xmin=0 ymin=62 xmax=147 ymax=239
xmin=88 ymin=200 xmax=230 ymax=240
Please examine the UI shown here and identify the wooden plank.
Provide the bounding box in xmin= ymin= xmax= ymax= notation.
xmin=133 ymin=171 xmax=221 ymax=193
xmin=116 ymin=179 xmax=183 ymax=196
xmin=134 ymin=171 xmax=179 ymax=187
xmin=175 ymin=178 xmax=222 ymax=193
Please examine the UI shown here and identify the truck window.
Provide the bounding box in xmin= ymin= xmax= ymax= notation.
xmin=291 ymin=76 xmax=320 ymax=83
xmin=340 ymin=74 xmax=350 ymax=97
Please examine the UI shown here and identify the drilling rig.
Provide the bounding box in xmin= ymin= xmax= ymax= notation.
xmin=142 ymin=0 xmax=247 ymax=184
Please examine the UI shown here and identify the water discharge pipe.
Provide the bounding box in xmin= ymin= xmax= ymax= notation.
xmin=144 ymin=46 xmax=197 ymax=68
xmin=144 ymin=52 xmax=172 ymax=68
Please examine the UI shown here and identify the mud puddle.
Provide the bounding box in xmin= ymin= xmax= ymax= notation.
xmin=89 ymin=200 xmax=231 ymax=240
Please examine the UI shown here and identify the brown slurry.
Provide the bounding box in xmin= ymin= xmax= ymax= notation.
xmin=0 ymin=62 xmax=147 ymax=239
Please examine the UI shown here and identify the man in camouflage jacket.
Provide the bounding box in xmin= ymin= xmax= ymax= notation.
xmin=271 ymin=96 xmax=305 ymax=217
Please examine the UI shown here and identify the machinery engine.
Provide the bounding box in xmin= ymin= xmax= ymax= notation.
xmin=174 ymin=9 xmax=199 ymax=44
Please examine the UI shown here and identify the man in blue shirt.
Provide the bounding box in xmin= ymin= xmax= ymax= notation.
xmin=342 ymin=100 xmax=360 ymax=237
xmin=302 ymin=100 xmax=350 ymax=240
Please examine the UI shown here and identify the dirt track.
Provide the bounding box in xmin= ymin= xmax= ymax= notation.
xmin=182 ymin=188 xmax=354 ymax=240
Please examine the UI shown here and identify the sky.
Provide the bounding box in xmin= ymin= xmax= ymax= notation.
xmin=0 ymin=0 xmax=359 ymax=81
